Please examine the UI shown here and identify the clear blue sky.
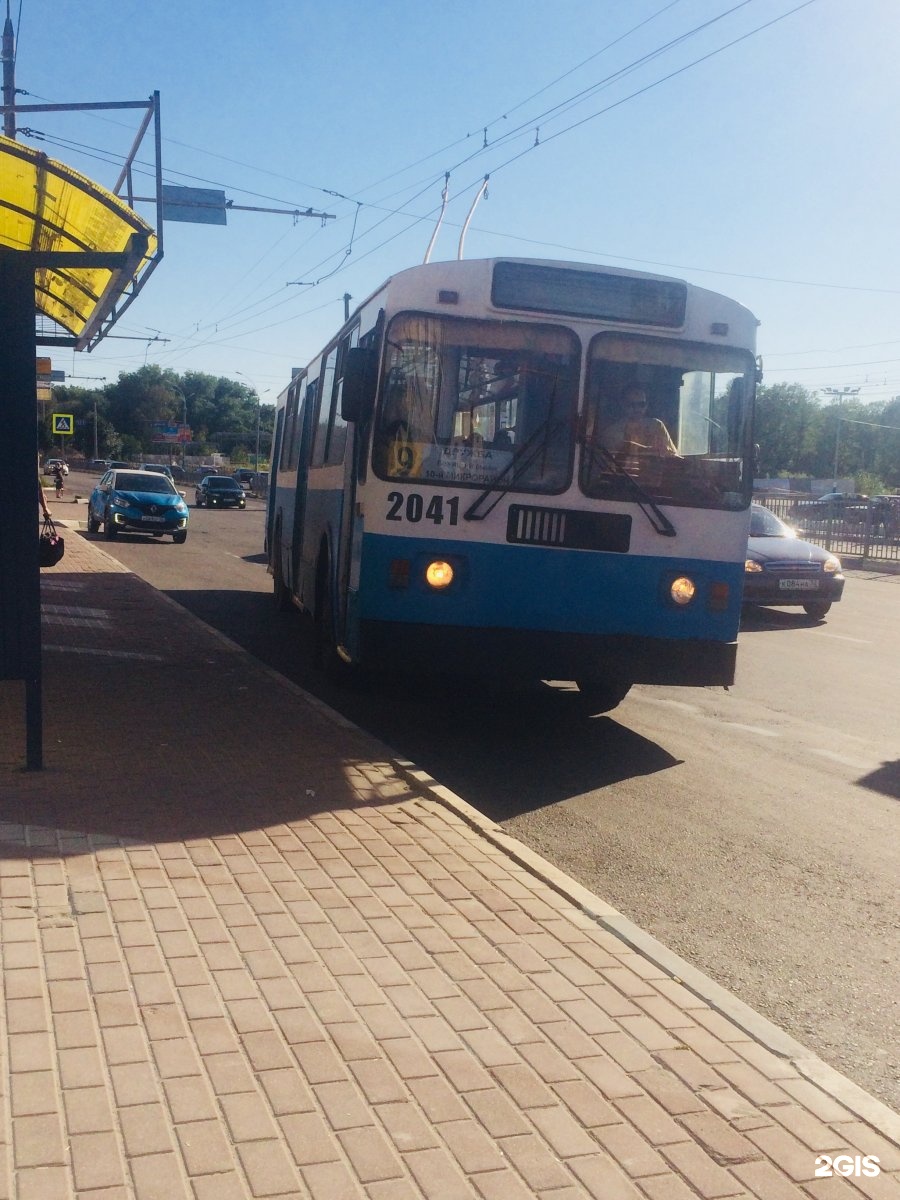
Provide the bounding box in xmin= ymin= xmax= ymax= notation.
xmin=11 ymin=0 xmax=900 ymax=408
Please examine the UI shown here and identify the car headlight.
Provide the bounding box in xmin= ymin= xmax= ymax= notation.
xmin=744 ymin=559 xmax=763 ymax=573
xmin=175 ymin=502 xmax=188 ymax=513
xmin=111 ymin=495 xmax=130 ymax=508
xmin=823 ymin=556 xmax=840 ymax=573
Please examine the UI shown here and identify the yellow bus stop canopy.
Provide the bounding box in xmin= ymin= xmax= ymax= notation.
xmin=0 ymin=133 xmax=157 ymax=342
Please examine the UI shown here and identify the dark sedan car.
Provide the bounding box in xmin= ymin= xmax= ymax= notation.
xmin=87 ymin=469 xmax=190 ymax=543
xmin=195 ymin=475 xmax=247 ymax=509
xmin=743 ymin=503 xmax=844 ymax=619
xmin=788 ymin=491 xmax=867 ymax=522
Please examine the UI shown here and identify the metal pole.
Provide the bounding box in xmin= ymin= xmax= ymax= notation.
xmin=2 ymin=7 xmax=16 ymax=140
xmin=0 ymin=249 xmax=43 ymax=768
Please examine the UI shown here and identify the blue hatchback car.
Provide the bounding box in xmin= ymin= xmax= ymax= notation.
xmin=88 ymin=469 xmax=190 ymax=543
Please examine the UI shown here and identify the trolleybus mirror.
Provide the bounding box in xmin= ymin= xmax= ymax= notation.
xmin=341 ymin=347 xmax=377 ymax=422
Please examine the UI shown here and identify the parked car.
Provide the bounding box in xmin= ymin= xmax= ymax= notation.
xmin=107 ymin=460 xmax=132 ymax=469
xmin=139 ymin=463 xmax=174 ymax=480
xmin=743 ymin=503 xmax=844 ymax=619
xmin=195 ymin=475 xmax=247 ymax=509
xmin=90 ymin=458 xmax=111 ymax=471
xmin=44 ymin=458 xmax=68 ymax=476
xmin=87 ymin=469 xmax=189 ymax=543
xmin=232 ymin=468 xmax=255 ymax=489
xmin=788 ymin=491 xmax=867 ymax=521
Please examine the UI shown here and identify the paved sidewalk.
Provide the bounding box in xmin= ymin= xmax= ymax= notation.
xmin=0 ymin=523 xmax=897 ymax=1199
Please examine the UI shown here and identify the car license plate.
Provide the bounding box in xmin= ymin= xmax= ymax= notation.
xmin=779 ymin=578 xmax=819 ymax=591
xmin=140 ymin=515 xmax=166 ymax=523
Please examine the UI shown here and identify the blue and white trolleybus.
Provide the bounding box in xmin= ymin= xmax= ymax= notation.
xmin=267 ymin=257 xmax=759 ymax=711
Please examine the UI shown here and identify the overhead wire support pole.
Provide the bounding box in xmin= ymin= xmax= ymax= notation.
xmin=2 ymin=2 xmax=16 ymax=139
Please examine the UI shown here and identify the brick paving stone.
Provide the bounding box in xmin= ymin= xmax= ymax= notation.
xmin=337 ymin=1125 xmax=405 ymax=1183
xmin=376 ymin=1099 xmax=443 ymax=1152
xmin=202 ymin=1053 xmax=257 ymax=1098
xmin=594 ymin=1121 xmax=671 ymax=1179
xmin=13 ymin=1112 xmax=66 ymax=1168
xmin=175 ymin=1118 xmax=237 ymax=1177
xmin=118 ymin=1102 xmax=176 ymax=1156
xmin=499 ymin=1132 xmax=578 ymax=1191
xmin=568 ymin=1152 xmax=647 ymax=1199
xmin=662 ymin=1140 xmax=747 ymax=1197
xmin=278 ymin=1110 xmax=342 ymax=1165
xmin=678 ymin=1110 xmax=765 ymax=1165
xmin=129 ymin=1150 xmax=191 ymax=1200
xmin=15 ymin=1165 xmax=74 ymax=1200
xmin=62 ymin=1085 xmax=115 ymax=1134
xmin=731 ymin=1159 xmax=810 ymax=1199
xmin=69 ymin=1130 xmax=126 ymax=1191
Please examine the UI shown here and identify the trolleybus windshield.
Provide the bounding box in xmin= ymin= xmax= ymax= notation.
xmin=581 ymin=334 xmax=754 ymax=510
xmin=372 ymin=314 xmax=578 ymax=492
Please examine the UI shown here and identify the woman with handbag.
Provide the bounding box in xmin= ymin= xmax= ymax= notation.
xmin=38 ymin=473 xmax=65 ymax=567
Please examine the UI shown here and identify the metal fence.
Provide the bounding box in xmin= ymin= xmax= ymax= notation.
xmin=755 ymin=495 xmax=900 ymax=565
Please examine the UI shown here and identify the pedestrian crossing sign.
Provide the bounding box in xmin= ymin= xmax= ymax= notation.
xmin=52 ymin=413 xmax=74 ymax=435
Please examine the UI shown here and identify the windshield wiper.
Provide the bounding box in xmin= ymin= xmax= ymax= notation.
xmin=464 ymin=416 xmax=562 ymax=521
xmin=583 ymin=441 xmax=677 ymax=538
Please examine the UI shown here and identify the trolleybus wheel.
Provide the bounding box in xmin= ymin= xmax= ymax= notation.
xmin=273 ymin=549 xmax=292 ymax=612
xmin=575 ymin=677 xmax=631 ymax=714
xmin=314 ymin=555 xmax=351 ymax=680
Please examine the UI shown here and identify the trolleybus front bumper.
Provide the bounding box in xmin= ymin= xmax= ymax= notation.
xmin=358 ymin=620 xmax=736 ymax=687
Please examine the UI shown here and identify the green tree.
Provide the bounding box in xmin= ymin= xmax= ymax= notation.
xmin=753 ymin=383 xmax=817 ymax=476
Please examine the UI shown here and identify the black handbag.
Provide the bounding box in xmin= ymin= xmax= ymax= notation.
xmin=39 ymin=514 xmax=65 ymax=567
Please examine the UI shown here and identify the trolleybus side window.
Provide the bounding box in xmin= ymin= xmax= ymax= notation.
xmin=282 ymin=375 xmax=305 ymax=472
xmin=372 ymin=313 xmax=578 ymax=492
xmin=325 ymin=328 xmax=359 ymax=467
xmin=311 ymin=350 xmax=336 ymax=468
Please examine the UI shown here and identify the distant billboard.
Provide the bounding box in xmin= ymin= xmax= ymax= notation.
xmin=152 ymin=422 xmax=192 ymax=443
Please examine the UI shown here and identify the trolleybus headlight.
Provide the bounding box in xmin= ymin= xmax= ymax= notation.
xmin=425 ymin=560 xmax=454 ymax=589
xmin=670 ymin=576 xmax=696 ymax=605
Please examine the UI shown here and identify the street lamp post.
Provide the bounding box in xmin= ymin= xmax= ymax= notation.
xmin=822 ymin=386 xmax=861 ymax=486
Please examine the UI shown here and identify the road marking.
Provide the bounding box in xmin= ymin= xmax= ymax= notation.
xmin=636 ymin=696 xmax=702 ymax=715
xmin=811 ymin=632 xmax=871 ymax=644
xmin=42 ymin=644 xmax=165 ymax=662
xmin=42 ymin=604 xmax=110 ymax=619
xmin=810 ymin=748 xmax=875 ymax=770
xmin=40 ymin=580 xmax=87 ymax=592
xmin=719 ymin=722 xmax=781 ymax=738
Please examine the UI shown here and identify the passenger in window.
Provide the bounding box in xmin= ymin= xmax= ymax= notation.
xmin=453 ymin=412 xmax=484 ymax=448
xmin=600 ymin=385 xmax=679 ymax=456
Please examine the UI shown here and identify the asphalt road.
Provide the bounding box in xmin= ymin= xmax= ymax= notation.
xmin=65 ymin=472 xmax=900 ymax=1111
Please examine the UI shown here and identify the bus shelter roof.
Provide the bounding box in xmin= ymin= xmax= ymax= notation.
xmin=0 ymin=134 xmax=157 ymax=347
